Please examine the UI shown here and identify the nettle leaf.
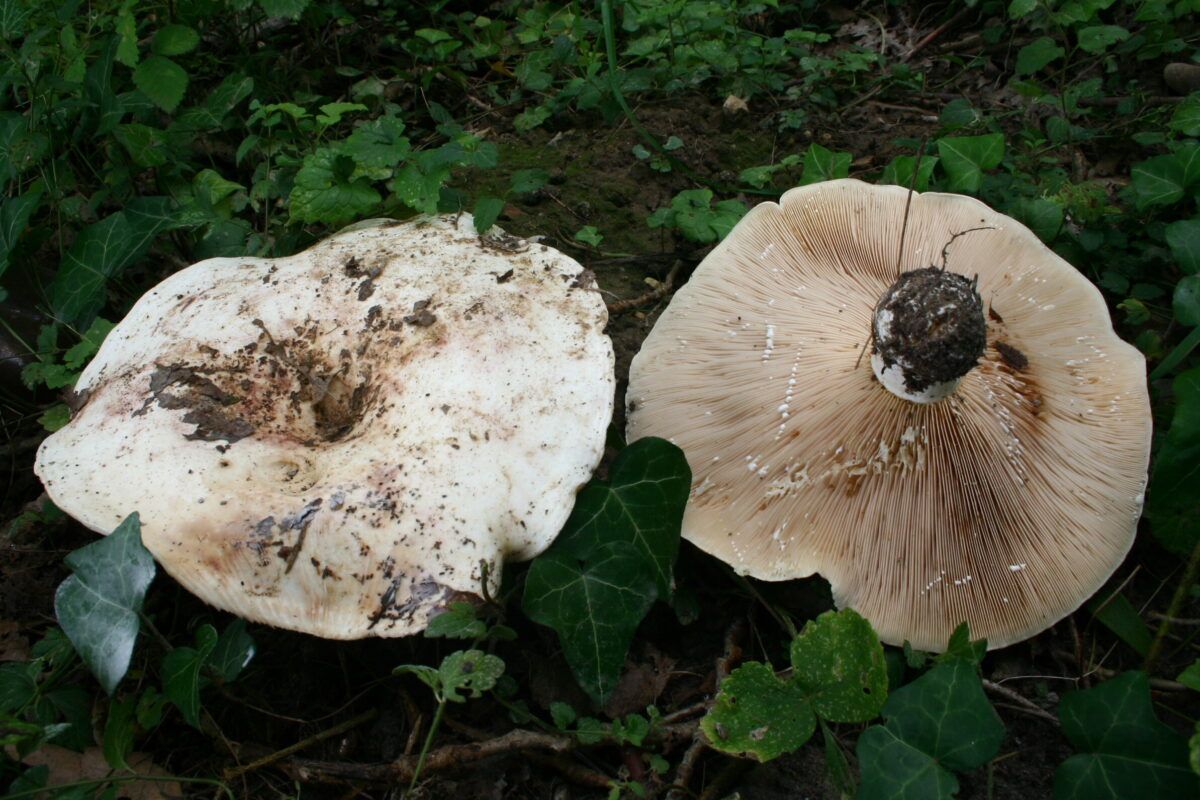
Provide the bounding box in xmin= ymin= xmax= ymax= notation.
xmin=701 ymin=609 xmax=886 ymax=761
xmin=1015 ymin=37 xmax=1065 ymax=77
xmin=523 ymin=542 xmax=657 ymax=705
xmin=1166 ymin=219 xmax=1200 ymax=274
xmin=51 ymin=197 xmax=181 ymax=327
xmin=152 ymin=24 xmax=199 ymax=57
xmin=133 ymin=55 xmax=188 ymax=113
xmin=1076 ymin=25 xmax=1130 ymax=54
xmin=290 ymin=148 xmax=381 ymax=225
xmin=425 ymin=602 xmax=487 ymax=640
xmin=163 ymin=624 xmax=218 ymax=728
xmin=438 ymin=650 xmax=505 ymax=702
xmin=857 ymin=661 xmax=1004 ymax=800
xmin=799 ymin=143 xmax=852 ymax=186
xmin=1147 ymin=367 xmax=1200 ymax=553
xmin=54 ymin=513 xmax=156 ymax=695
xmin=937 ymin=134 xmax=1004 ymax=194
xmin=1132 ymin=145 xmax=1200 ymax=210
xmin=337 ymin=115 xmax=410 ymax=179
xmin=473 ymin=196 xmax=505 ymax=234
xmin=1055 ymin=672 xmax=1200 ymax=799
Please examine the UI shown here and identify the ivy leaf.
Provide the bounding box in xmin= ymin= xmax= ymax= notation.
xmin=546 ymin=437 xmax=690 ymax=599
xmin=133 ymin=55 xmax=188 ymax=113
xmin=0 ymin=188 xmax=41 ymax=278
xmin=425 ymin=602 xmax=487 ymax=640
xmin=1147 ymin=367 xmax=1200 ymax=553
xmin=54 ymin=513 xmax=156 ymax=695
xmin=880 ymin=155 xmax=938 ymax=192
xmin=937 ymin=134 xmax=1005 ymax=194
xmin=523 ymin=542 xmax=657 ymax=705
xmin=163 ymin=624 xmax=218 ymax=727
xmin=102 ymin=695 xmax=137 ymax=770
xmin=1010 ymin=197 xmax=1064 ymax=243
xmin=207 ymin=619 xmax=256 ymax=682
xmin=50 ymin=197 xmax=181 ymax=327
xmin=702 ymin=609 xmax=886 ymax=761
xmin=1055 ymin=671 xmax=1200 ymax=799
xmin=290 ymin=148 xmax=381 ymax=225
xmin=858 ymin=661 xmax=1005 ymax=799
xmin=799 ymin=143 xmax=852 ymax=185
xmin=1132 ymin=145 xmax=1200 ymax=210
xmin=1175 ymin=276 xmax=1200 ymax=326
xmin=1166 ymin=219 xmax=1200 ymax=274
xmin=1015 ymin=37 xmax=1065 ymax=77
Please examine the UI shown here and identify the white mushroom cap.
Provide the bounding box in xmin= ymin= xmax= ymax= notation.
xmin=626 ymin=179 xmax=1151 ymax=651
xmin=36 ymin=215 xmax=614 ymax=638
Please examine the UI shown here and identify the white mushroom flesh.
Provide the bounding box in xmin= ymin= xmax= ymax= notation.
xmin=36 ymin=215 xmax=614 ymax=638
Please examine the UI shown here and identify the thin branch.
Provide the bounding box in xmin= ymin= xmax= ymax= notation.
xmin=982 ymin=680 xmax=1058 ymax=726
xmin=224 ymin=709 xmax=379 ymax=780
xmin=607 ymin=260 xmax=683 ymax=315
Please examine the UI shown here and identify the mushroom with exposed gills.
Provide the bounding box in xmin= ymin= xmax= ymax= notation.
xmin=36 ymin=214 xmax=615 ymax=638
xmin=626 ymin=179 xmax=1151 ymax=651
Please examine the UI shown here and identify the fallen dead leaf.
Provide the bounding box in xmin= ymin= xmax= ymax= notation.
xmin=10 ymin=745 xmax=183 ymax=800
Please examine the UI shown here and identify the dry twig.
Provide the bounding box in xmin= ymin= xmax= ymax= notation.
xmin=606 ymin=260 xmax=683 ymax=315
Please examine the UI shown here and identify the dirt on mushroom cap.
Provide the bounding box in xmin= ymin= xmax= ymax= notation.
xmin=626 ymin=179 xmax=1151 ymax=652
xmin=35 ymin=215 xmax=615 ymax=639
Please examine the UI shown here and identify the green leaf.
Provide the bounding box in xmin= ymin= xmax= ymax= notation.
xmin=64 ymin=318 xmax=115 ymax=371
xmin=937 ymin=134 xmax=1004 ymax=193
xmin=510 ymin=168 xmax=549 ymax=195
xmin=1008 ymin=0 xmax=1038 ymax=18
xmin=1132 ymin=145 xmax=1200 ymax=210
xmin=50 ymin=197 xmax=181 ymax=327
xmin=799 ymin=143 xmax=852 ymax=185
xmin=523 ymin=542 xmax=657 ymax=705
xmin=1178 ymin=660 xmax=1200 ymax=692
xmin=544 ymin=437 xmax=690 ymax=598
xmin=152 ymin=24 xmax=199 ymax=56
xmin=1170 ymin=95 xmax=1200 ymax=138
xmin=38 ymin=404 xmax=70 ymax=432
xmin=114 ymin=123 xmax=169 ymax=167
xmin=1176 ymin=276 xmax=1200 ymax=326
xmin=115 ymin=8 xmax=138 ymax=67
xmin=1077 ymin=25 xmax=1130 ymax=53
xmin=1166 ymin=219 xmax=1200 ymax=274
xmin=1055 ymin=672 xmax=1200 ymax=799
xmin=290 ymin=148 xmax=381 ymax=225
xmin=702 ymin=609 xmax=886 ymax=761
xmin=1089 ymin=592 xmax=1152 ymax=655
xmin=102 ymin=696 xmax=137 ymax=770
xmin=574 ymin=225 xmax=604 ymax=247
xmin=162 ymin=624 xmax=218 ymax=727
xmin=1010 ymin=197 xmax=1064 ymax=243
xmin=473 ymin=196 xmax=505 ymax=233
xmin=1015 ymin=37 xmax=1065 ymax=77
xmin=858 ymin=661 xmax=1004 ymax=799
xmin=133 ymin=55 xmax=188 ymax=113
xmin=54 ymin=513 xmax=156 ymax=695
xmin=390 ymin=161 xmax=451 ymax=215
xmin=172 ymin=75 xmax=255 ymax=133
xmin=648 ymin=189 xmax=747 ymax=244
xmin=438 ymin=650 xmax=505 ymax=703
xmin=0 ymin=188 xmax=41 ymax=277
xmin=337 ymin=115 xmax=409 ymax=178
xmin=701 ymin=661 xmax=814 ymax=761
xmin=936 ymin=622 xmax=987 ymax=666
xmin=258 ymin=0 xmax=309 ymax=18
xmin=550 ymin=702 xmax=576 ymax=729
xmin=880 ymin=155 xmax=938 ymax=191
xmin=425 ymin=602 xmax=486 ymax=640
xmin=1147 ymin=367 xmax=1200 ymax=553
xmin=207 ymin=619 xmax=255 ymax=682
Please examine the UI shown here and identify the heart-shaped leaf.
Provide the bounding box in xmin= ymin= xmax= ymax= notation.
xmin=55 ymin=513 xmax=156 ymax=695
